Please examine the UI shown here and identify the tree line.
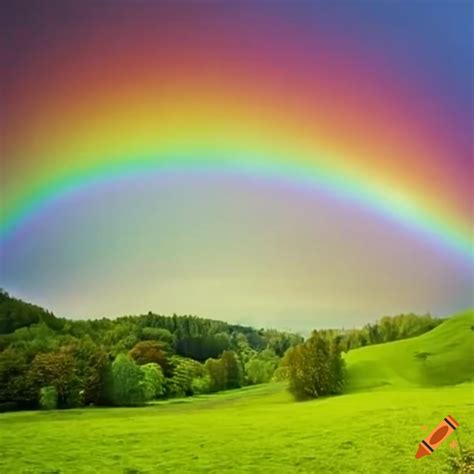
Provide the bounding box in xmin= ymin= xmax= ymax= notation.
xmin=0 ymin=289 xmax=442 ymax=410
xmin=0 ymin=290 xmax=300 ymax=410
xmin=319 ymin=313 xmax=443 ymax=352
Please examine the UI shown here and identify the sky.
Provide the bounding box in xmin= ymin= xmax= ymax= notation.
xmin=0 ymin=1 xmax=472 ymax=331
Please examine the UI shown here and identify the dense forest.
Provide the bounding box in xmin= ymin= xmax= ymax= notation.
xmin=0 ymin=289 xmax=443 ymax=411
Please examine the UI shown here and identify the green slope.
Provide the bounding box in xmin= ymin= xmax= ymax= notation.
xmin=1 ymin=383 xmax=473 ymax=473
xmin=345 ymin=309 xmax=474 ymax=391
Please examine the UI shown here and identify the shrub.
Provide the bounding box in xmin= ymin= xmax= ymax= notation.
xmin=191 ymin=375 xmax=211 ymax=395
xmin=163 ymin=377 xmax=185 ymax=398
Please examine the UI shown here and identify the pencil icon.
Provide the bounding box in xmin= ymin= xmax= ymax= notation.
xmin=415 ymin=415 xmax=459 ymax=459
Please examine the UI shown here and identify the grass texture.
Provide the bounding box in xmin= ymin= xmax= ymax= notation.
xmin=1 ymin=311 xmax=473 ymax=473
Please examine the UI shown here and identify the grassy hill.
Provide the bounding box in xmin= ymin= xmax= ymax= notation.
xmin=1 ymin=382 xmax=473 ymax=473
xmin=345 ymin=309 xmax=474 ymax=391
xmin=1 ymin=310 xmax=472 ymax=473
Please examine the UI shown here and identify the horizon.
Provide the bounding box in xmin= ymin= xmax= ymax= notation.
xmin=1 ymin=287 xmax=462 ymax=335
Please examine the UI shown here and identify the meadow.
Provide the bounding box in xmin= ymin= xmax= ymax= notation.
xmin=1 ymin=311 xmax=473 ymax=473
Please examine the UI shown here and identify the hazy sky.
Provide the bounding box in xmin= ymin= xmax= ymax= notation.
xmin=1 ymin=1 xmax=472 ymax=331
xmin=2 ymin=173 xmax=472 ymax=330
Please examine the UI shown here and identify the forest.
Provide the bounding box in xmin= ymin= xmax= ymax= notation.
xmin=0 ymin=289 xmax=443 ymax=411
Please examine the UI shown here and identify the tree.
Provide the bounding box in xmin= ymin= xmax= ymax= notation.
xmin=0 ymin=290 xmax=339 ymax=411
xmin=204 ymin=351 xmax=243 ymax=391
xmin=287 ymin=331 xmax=344 ymax=401
xmin=140 ymin=363 xmax=165 ymax=400
xmin=221 ymin=350 xmax=243 ymax=389
xmin=233 ymin=333 xmax=256 ymax=364
xmin=245 ymin=349 xmax=279 ymax=385
xmin=8 ymin=322 xmax=59 ymax=358
xmin=246 ymin=359 xmax=271 ymax=385
xmin=0 ymin=347 xmax=36 ymax=409
xmin=166 ymin=356 xmax=207 ymax=397
xmin=205 ymin=358 xmax=226 ymax=392
xmin=104 ymin=321 xmax=139 ymax=354
xmin=366 ymin=324 xmax=381 ymax=345
xmin=67 ymin=339 xmax=110 ymax=406
xmin=107 ymin=354 xmax=146 ymax=406
xmin=29 ymin=349 xmax=82 ymax=408
xmin=175 ymin=333 xmax=231 ymax=361
xmin=129 ymin=340 xmax=171 ymax=375
xmin=379 ymin=316 xmax=397 ymax=342
xmin=263 ymin=330 xmax=303 ymax=357
xmin=141 ymin=327 xmax=175 ymax=348
xmin=329 ymin=338 xmax=345 ymax=394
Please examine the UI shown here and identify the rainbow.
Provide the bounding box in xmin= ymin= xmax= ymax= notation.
xmin=1 ymin=3 xmax=472 ymax=258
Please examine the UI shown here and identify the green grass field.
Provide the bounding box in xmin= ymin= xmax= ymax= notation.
xmin=1 ymin=311 xmax=473 ymax=473
xmin=345 ymin=310 xmax=474 ymax=391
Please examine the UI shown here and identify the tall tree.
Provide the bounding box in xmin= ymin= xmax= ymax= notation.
xmin=221 ymin=350 xmax=243 ymax=389
xmin=129 ymin=340 xmax=170 ymax=375
xmin=107 ymin=354 xmax=146 ymax=406
xmin=287 ymin=331 xmax=344 ymax=401
xmin=29 ymin=348 xmax=82 ymax=408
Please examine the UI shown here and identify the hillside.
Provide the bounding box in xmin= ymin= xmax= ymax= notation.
xmin=345 ymin=309 xmax=474 ymax=391
xmin=1 ymin=305 xmax=473 ymax=471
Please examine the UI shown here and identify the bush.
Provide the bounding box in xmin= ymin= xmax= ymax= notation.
xmin=163 ymin=377 xmax=185 ymax=398
xmin=40 ymin=386 xmax=57 ymax=410
xmin=191 ymin=375 xmax=211 ymax=395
